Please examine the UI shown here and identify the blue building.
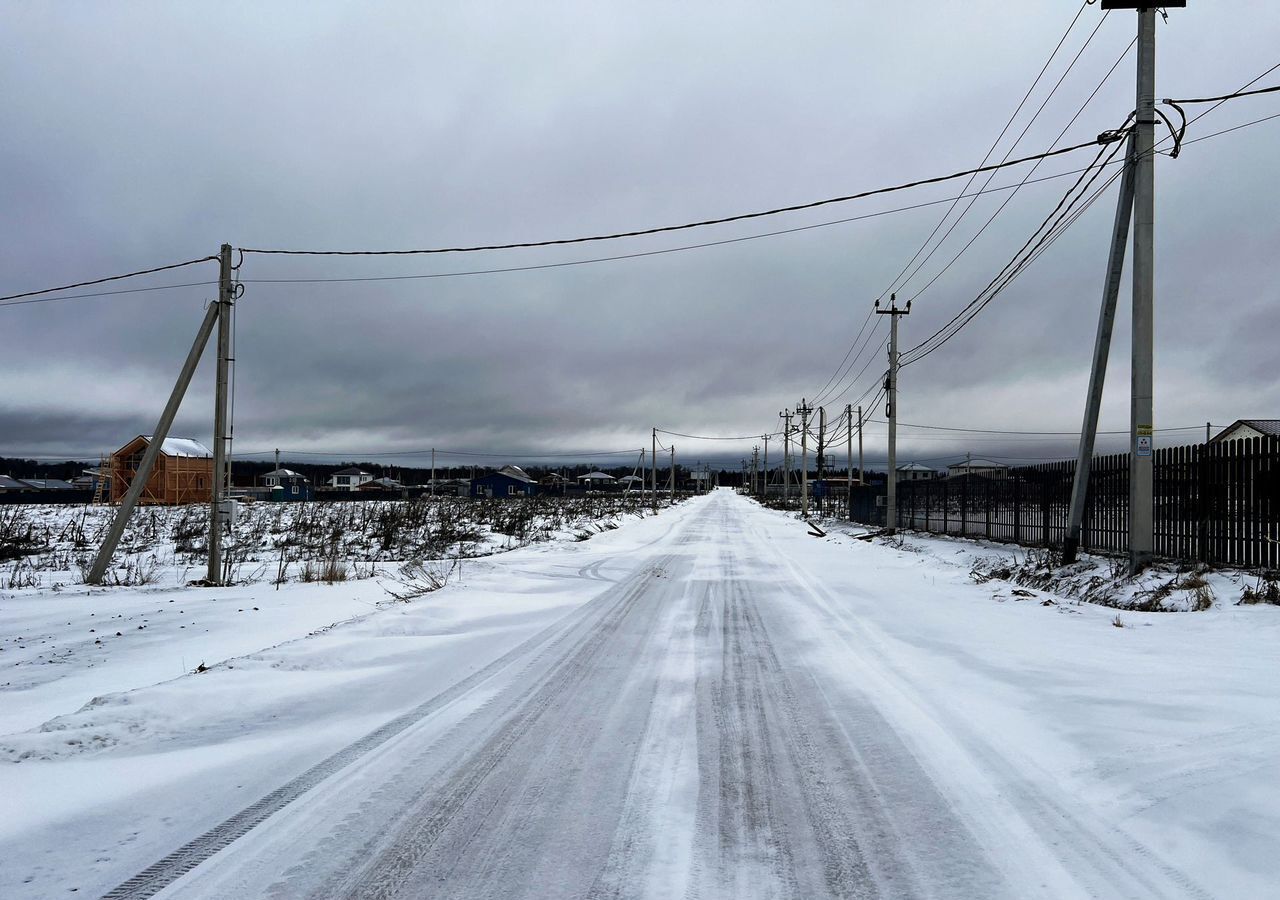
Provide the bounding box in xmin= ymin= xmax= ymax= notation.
xmin=261 ymin=468 xmax=313 ymax=501
xmin=470 ymin=465 xmax=538 ymax=498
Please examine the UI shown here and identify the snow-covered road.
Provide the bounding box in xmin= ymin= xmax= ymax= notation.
xmin=4 ymin=490 xmax=1276 ymax=898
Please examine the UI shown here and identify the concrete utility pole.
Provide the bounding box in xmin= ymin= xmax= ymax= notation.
xmin=669 ymin=446 xmax=675 ymax=502
xmin=651 ymin=427 xmax=657 ymax=508
xmin=761 ymin=434 xmax=770 ymax=500
xmin=816 ymin=406 xmax=826 ymax=514
xmin=1129 ymin=4 xmax=1158 ymax=573
xmin=1063 ymin=132 xmax=1137 ymax=564
xmin=857 ymin=405 xmax=864 ymax=489
xmin=798 ymin=399 xmax=812 ymax=518
xmin=208 ymin=243 xmax=234 ymax=584
xmin=779 ymin=409 xmax=792 ymax=504
xmin=430 ymin=448 xmax=436 ymax=496
xmin=876 ymin=294 xmax=909 ymax=534
xmin=845 ymin=403 xmax=853 ymax=516
xmin=87 ymin=300 xmax=222 ymax=584
xmin=751 ymin=445 xmax=760 ymax=497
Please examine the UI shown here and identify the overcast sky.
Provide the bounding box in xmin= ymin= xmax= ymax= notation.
xmin=2 ymin=1 xmax=1277 ymax=470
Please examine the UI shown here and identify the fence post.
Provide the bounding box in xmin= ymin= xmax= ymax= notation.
xmin=985 ymin=476 xmax=992 ymax=539
xmin=1203 ymin=441 xmax=1216 ymax=565
xmin=942 ymin=478 xmax=949 ymax=535
xmin=1012 ymin=475 xmax=1020 ymax=543
xmin=1042 ymin=475 xmax=1050 ymax=547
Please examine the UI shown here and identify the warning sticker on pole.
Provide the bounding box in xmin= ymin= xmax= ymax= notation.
xmin=1136 ymin=426 xmax=1153 ymax=458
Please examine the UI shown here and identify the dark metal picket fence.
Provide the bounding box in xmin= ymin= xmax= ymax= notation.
xmin=849 ymin=436 xmax=1280 ymax=569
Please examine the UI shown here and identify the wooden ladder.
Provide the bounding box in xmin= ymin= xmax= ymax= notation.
xmin=93 ymin=455 xmax=110 ymax=504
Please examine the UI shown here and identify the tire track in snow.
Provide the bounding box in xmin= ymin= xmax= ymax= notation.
xmin=754 ymin=516 xmax=1214 ymax=900
xmin=97 ymin=545 xmax=681 ymax=900
xmin=305 ymin=541 xmax=698 ymax=898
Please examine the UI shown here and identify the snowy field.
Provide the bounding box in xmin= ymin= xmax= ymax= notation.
xmin=1 ymin=490 xmax=1277 ymax=898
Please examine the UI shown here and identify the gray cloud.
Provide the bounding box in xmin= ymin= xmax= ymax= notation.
xmin=2 ymin=2 xmax=1278 ymax=469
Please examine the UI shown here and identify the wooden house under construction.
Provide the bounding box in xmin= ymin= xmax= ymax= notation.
xmin=109 ymin=435 xmax=214 ymax=505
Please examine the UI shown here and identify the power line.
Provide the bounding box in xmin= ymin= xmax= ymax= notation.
xmin=1162 ymin=62 xmax=1280 ymax=143
xmin=1166 ymin=83 xmax=1280 ymax=105
xmin=809 ymin=307 xmax=876 ymax=405
xmin=814 ymin=19 xmax=1124 ymax=408
xmin=0 ymin=256 xmax=218 ymax=304
xmin=816 ymin=67 xmax=1275 ymax=407
xmin=0 ymin=280 xmax=219 ymax=309
xmin=903 ymin=30 xmax=1135 ymax=307
xmin=233 ymin=447 xmax=644 ymax=459
xmin=656 ymin=429 xmax=783 ymax=441
xmin=5 ymin=102 xmax=1274 ymax=313
xmin=812 ymin=315 xmax=885 ymax=407
xmin=1177 ymin=111 xmax=1280 ymax=148
xmin=0 ymin=166 xmax=1138 ymax=312
xmin=238 ymin=138 xmax=1121 ymax=258
xmin=900 ymin=130 xmax=1130 ymax=367
xmin=883 ymin=420 xmax=1203 ymax=436
xmin=877 ymin=1 xmax=1094 ymax=304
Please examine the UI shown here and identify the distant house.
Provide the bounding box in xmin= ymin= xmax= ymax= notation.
xmin=539 ymin=472 xmax=570 ymax=487
xmin=19 ymin=478 xmax=76 ymax=491
xmin=359 ymin=477 xmax=406 ymax=496
xmin=427 ymin=478 xmax=468 ymax=496
xmin=260 ymin=468 xmax=311 ymax=501
xmin=945 ymin=458 xmax=1008 ymax=479
xmin=109 ymin=435 xmax=214 ymax=505
xmin=70 ymin=468 xmax=109 ymax=493
xmin=896 ymin=462 xmax=937 ymax=482
xmin=1210 ymin=419 xmax=1280 ymax=443
xmin=328 ymin=467 xmax=374 ymax=491
xmin=617 ymin=474 xmax=644 ymax=491
xmin=0 ymin=474 xmax=30 ymax=493
xmin=578 ymin=471 xmax=616 ymax=489
xmin=471 ymin=466 xmax=538 ymax=498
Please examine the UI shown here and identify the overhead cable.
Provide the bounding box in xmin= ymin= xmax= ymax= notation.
xmin=234 ymin=447 xmax=644 ymax=459
xmin=0 ymin=256 xmax=218 ymax=304
xmin=238 ymin=138 xmax=1122 ymax=258
xmin=899 ymin=130 xmax=1130 ymax=367
xmin=904 ymin=32 xmax=1135 ymax=306
xmin=1165 ymin=83 xmax=1280 ymax=105
xmin=877 ymin=0 xmax=1094 ymax=304
xmin=657 ymin=429 xmax=783 ymax=442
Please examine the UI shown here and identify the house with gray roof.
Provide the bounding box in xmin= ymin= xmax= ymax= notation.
xmin=1210 ymin=419 xmax=1280 ymax=443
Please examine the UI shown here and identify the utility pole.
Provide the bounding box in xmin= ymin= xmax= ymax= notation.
xmin=857 ymin=405 xmax=864 ymax=490
xmin=651 ymin=427 xmax=657 ymax=508
xmin=817 ymin=406 xmax=826 ymax=514
xmin=430 ymin=448 xmax=436 ymax=496
xmin=761 ymin=434 xmax=770 ymax=501
xmin=670 ymin=445 xmax=675 ymax=502
xmin=876 ymin=294 xmax=909 ymax=534
xmin=798 ymin=398 xmax=812 ymax=518
xmin=1063 ymin=132 xmax=1138 ymax=564
xmin=208 ymin=243 xmax=234 ymax=585
xmin=845 ymin=403 xmax=853 ymax=518
xmin=751 ymin=445 xmax=759 ymax=497
xmin=1129 ymin=3 xmax=1158 ymax=574
xmin=780 ymin=409 xmax=792 ymax=504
